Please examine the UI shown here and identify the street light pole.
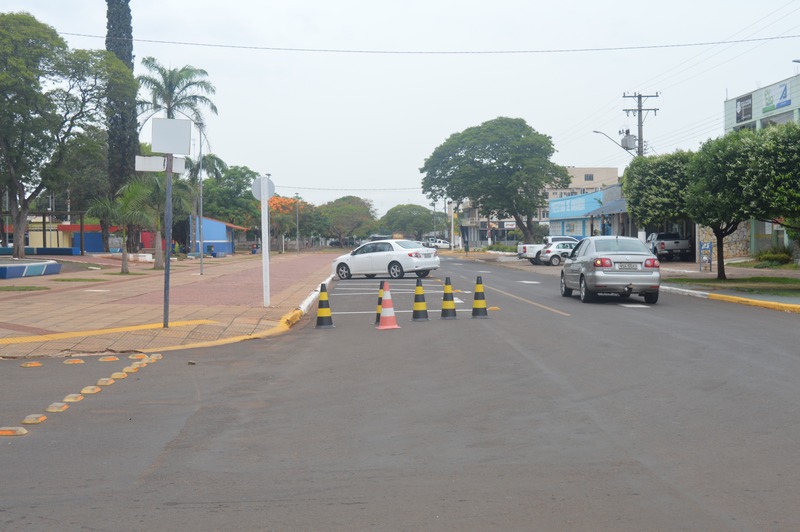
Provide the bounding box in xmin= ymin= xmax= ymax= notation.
xmin=197 ymin=123 xmax=205 ymax=275
xmin=295 ymin=193 xmax=300 ymax=253
xmin=592 ymin=130 xmax=635 ymax=157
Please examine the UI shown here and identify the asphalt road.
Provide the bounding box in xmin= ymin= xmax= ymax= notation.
xmin=2 ymin=256 xmax=800 ymax=531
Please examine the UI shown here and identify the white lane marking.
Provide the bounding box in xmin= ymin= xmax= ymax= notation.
xmin=519 ymin=281 xmax=540 ymax=284
xmin=620 ymin=304 xmax=649 ymax=308
xmin=85 ymin=289 xmax=110 ymax=292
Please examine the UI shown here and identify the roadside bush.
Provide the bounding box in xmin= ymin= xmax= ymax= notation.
xmin=756 ymin=248 xmax=793 ymax=264
xmin=487 ymin=244 xmax=516 ymax=252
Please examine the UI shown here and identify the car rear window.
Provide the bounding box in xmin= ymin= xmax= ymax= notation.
xmin=594 ymin=239 xmax=649 ymax=253
xmin=395 ymin=240 xmax=421 ymax=249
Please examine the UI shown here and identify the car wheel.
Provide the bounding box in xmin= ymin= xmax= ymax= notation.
xmin=549 ymin=255 xmax=561 ymax=267
xmin=560 ymin=273 xmax=572 ymax=297
xmin=365 ymin=274 xmax=376 ymax=279
xmin=388 ymin=262 xmax=405 ymax=279
xmin=579 ymin=276 xmax=594 ymax=303
xmin=534 ymin=252 xmax=542 ymax=264
xmin=528 ymin=258 xmax=537 ymax=265
xmin=415 ymin=270 xmax=430 ymax=278
xmin=644 ymin=291 xmax=659 ymax=304
xmin=336 ymin=263 xmax=352 ymax=280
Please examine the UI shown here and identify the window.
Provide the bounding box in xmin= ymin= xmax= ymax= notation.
xmin=584 ymin=173 xmax=594 ymax=182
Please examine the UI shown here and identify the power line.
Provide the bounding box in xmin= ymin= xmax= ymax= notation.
xmin=63 ymin=32 xmax=800 ymax=55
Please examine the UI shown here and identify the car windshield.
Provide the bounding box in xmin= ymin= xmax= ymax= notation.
xmin=594 ymin=238 xmax=649 ymax=253
xmin=395 ymin=240 xmax=423 ymax=249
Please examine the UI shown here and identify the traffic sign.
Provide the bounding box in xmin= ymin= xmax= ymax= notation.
xmin=251 ymin=176 xmax=275 ymax=201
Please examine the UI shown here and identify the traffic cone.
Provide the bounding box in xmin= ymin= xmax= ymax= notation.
xmin=315 ymin=283 xmax=334 ymax=328
xmin=471 ymin=276 xmax=489 ymax=319
xmin=411 ymin=278 xmax=429 ymax=321
xmin=374 ymin=281 xmax=385 ymax=325
xmin=440 ymin=277 xmax=457 ymax=320
xmin=376 ymin=282 xmax=401 ymax=329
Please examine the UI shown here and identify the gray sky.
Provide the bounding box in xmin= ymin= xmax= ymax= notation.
xmin=7 ymin=1 xmax=800 ymax=215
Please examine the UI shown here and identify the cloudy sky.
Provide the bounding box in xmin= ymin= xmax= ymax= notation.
xmin=7 ymin=1 xmax=800 ymax=215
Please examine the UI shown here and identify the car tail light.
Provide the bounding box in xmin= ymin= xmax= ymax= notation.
xmin=408 ymin=251 xmax=422 ymax=258
xmin=593 ymin=258 xmax=613 ymax=268
xmin=644 ymin=258 xmax=660 ymax=268
xmin=522 ymin=245 xmax=528 ymax=253
xmin=659 ymin=242 xmax=666 ymax=250
xmin=543 ymin=249 xmax=552 ymax=255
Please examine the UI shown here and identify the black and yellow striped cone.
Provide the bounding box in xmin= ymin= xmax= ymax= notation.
xmin=471 ymin=276 xmax=489 ymax=319
xmin=440 ymin=277 xmax=457 ymax=320
xmin=315 ymin=283 xmax=334 ymax=328
xmin=374 ymin=281 xmax=385 ymax=325
xmin=411 ymin=278 xmax=429 ymax=321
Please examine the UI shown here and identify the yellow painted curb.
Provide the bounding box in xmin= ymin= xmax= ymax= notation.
xmin=0 ymin=427 xmax=28 ymax=436
xmin=110 ymin=372 xmax=127 ymax=379
xmin=22 ymin=414 xmax=47 ymax=425
xmin=707 ymin=293 xmax=800 ymax=313
xmin=81 ymin=386 xmax=101 ymax=395
xmin=97 ymin=378 xmax=115 ymax=386
xmin=99 ymin=356 xmax=119 ymax=362
xmin=63 ymin=394 xmax=84 ymax=403
xmin=63 ymin=358 xmax=85 ymax=365
xmin=0 ymin=320 xmax=217 ymax=345
xmin=20 ymin=361 xmax=43 ymax=368
xmin=46 ymin=402 xmax=69 ymax=413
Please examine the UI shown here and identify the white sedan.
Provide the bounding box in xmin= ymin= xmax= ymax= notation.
xmin=332 ymin=239 xmax=440 ymax=280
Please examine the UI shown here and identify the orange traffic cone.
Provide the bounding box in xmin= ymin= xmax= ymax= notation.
xmin=374 ymin=280 xmax=385 ymax=325
xmin=440 ymin=277 xmax=457 ymax=320
xmin=471 ymin=276 xmax=488 ymax=319
xmin=315 ymin=283 xmax=334 ymax=328
xmin=376 ymin=282 xmax=401 ymax=329
xmin=411 ymin=278 xmax=429 ymax=321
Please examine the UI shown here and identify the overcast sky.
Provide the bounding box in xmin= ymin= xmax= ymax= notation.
xmin=7 ymin=1 xmax=800 ymax=215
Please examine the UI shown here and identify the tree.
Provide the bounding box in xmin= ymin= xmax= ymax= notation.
xmin=137 ymin=56 xmax=218 ymax=124
xmin=420 ymin=117 xmax=569 ymax=244
xmin=380 ymin=204 xmax=433 ymax=240
xmin=622 ymin=151 xmax=693 ymax=229
xmin=87 ymin=180 xmax=150 ymax=274
xmin=0 ymin=13 xmax=136 ymax=258
xmin=105 ymin=0 xmax=139 ymax=251
xmin=45 ymin=126 xmax=110 ymax=214
xmin=318 ymin=196 xmax=375 ymax=246
xmin=201 ymin=165 xmax=260 ymax=230
xmin=185 ymin=152 xmax=227 ymax=252
xmin=686 ymin=131 xmax=755 ymax=280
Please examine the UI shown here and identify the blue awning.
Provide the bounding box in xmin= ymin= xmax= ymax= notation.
xmin=585 ymin=198 xmax=627 ymax=216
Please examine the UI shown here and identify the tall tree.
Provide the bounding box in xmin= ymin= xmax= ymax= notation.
xmin=185 ymin=152 xmax=227 ymax=252
xmin=201 ymin=165 xmax=260 ymax=230
xmin=318 ymin=196 xmax=375 ymax=247
xmin=622 ymin=151 xmax=693 ymax=229
xmin=420 ymin=117 xmax=569 ymax=244
xmin=379 ymin=204 xmax=433 ymax=240
xmin=137 ymin=57 xmax=218 ymax=123
xmin=686 ymin=131 xmax=754 ymax=280
xmin=105 ymin=0 xmax=139 ymax=250
xmin=0 ymin=13 xmax=135 ymax=258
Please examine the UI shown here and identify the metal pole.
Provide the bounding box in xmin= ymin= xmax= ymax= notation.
xmin=198 ymin=126 xmax=205 ymax=275
xmin=163 ymin=153 xmax=173 ymax=328
xmin=295 ymin=193 xmax=300 ymax=253
xmin=261 ymin=174 xmax=271 ymax=307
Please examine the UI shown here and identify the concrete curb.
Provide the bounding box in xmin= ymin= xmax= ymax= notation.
xmin=661 ymin=285 xmax=800 ymax=314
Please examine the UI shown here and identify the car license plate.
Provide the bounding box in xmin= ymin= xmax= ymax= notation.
xmin=617 ymin=262 xmax=638 ymax=270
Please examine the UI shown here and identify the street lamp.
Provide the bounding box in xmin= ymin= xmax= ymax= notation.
xmin=295 ymin=193 xmax=300 ymax=253
xmin=592 ymin=130 xmax=635 ymax=157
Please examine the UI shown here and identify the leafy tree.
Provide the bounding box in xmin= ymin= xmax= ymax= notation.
xmin=318 ymin=196 xmax=375 ymax=246
xmin=201 ymin=165 xmax=260 ymax=233
xmin=0 ymin=13 xmax=134 ymax=258
xmin=185 ymin=152 xmax=227 ymax=252
xmin=420 ymin=117 xmax=569 ymax=244
xmin=622 ymin=151 xmax=693 ymax=229
xmin=45 ymin=126 xmax=110 ymax=214
xmin=380 ymin=204 xmax=433 ymax=240
xmin=686 ymin=130 xmax=754 ymax=279
xmin=87 ymin=180 xmax=150 ymax=274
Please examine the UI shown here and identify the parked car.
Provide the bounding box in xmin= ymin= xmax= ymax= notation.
xmin=540 ymin=241 xmax=577 ymax=266
xmin=518 ymin=235 xmax=579 ymax=264
xmin=431 ymin=239 xmax=451 ymax=249
xmin=646 ymin=232 xmax=693 ymax=261
xmin=332 ymin=239 xmax=440 ymax=280
xmin=560 ymin=236 xmax=661 ymax=304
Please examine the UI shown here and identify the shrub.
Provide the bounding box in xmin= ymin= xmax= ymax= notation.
xmin=756 ymin=247 xmax=792 ymax=264
xmin=487 ymin=244 xmax=516 ymax=252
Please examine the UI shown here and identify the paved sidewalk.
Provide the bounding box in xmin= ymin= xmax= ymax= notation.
xmin=0 ymin=251 xmax=335 ymax=359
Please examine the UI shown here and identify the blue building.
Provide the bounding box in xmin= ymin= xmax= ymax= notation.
xmin=548 ymin=185 xmax=637 ymax=239
xmin=193 ymin=216 xmax=248 ymax=255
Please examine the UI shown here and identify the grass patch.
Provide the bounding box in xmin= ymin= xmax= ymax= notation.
xmin=729 ymin=260 xmax=799 ymax=271
xmin=0 ymin=285 xmax=49 ymax=292
xmin=666 ymin=276 xmax=800 ymax=297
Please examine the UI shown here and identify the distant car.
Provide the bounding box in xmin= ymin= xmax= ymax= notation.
xmin=432 ymin=239 xmax=451 ymax=249
xmin=560 ymin=236 xmax=660 ymax=304
xmin=332 ymin=239 xmax=440 ymax=280
xmin=540 ymin=241 xmax=577 ymax=266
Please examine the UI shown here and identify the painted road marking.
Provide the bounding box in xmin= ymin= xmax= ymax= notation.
xmin=0 ymin=320 xmax=217 ymax=345
xmin=519 ymin=281 xmax=541 ymax=284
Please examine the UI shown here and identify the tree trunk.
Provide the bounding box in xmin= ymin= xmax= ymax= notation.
xmin=11 ymin=205 xmax=26 ymax=259
xmin=100 ymin=219 xmax=110 ymax=252
xmin=154 ymin=230 xmax=164 ymax=269
xmin=714 ymin=229 xmax=727 ymax=280
xmin=121 ymin=238 xmax=130 ymax=274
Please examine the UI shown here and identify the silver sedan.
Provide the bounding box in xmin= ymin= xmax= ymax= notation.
xmin=560 ymin=236 xmax=661 ymax=304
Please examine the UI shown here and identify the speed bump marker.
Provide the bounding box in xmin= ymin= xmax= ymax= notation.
xmin=149 ymin=353 xmax=163 ymax=360
xmin=20 ymin=361 xmax=43 ymax=368
xmin=22 ymin=414 xmax=47 ymax=425
xmin=97 ymin=378 xmax=115 ymax=386
xmin=99 ymin=356 xmax=119 ymax=362
xmin=0 ymin=427 xmax=28 ymax=437
xmin=46 ymin=402 xmax=69 ymax=413
xmin=122 ymin=366 xmax=138 ymax=373
xmin=110 ymin=372 xmax=127 ymax=379
xmin=128 ymin=353 xmax=148 ymax=360
xmin=81 ymin=386 xmax=101 ymax=395
xmin=131 ymin=361 xmax=147 ymax=369
xmin=63 ymin=358 xmax=85 ymax=365
xmin=63 ymin=394 xmax=84 ymax=403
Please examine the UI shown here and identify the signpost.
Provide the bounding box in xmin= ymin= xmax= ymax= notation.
xmin=700 ymin=241 xmax=713 ymax=272
xmin=251 ymin=175 xmax=275 ymax=307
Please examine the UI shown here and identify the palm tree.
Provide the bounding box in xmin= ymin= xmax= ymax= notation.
xmin=137 ymin=56 xmax=218 ymax=123
xmin=87 ymin=182 xmax=150 ymax=274
xmin=123 ymin=174 xmax=194 ymax=270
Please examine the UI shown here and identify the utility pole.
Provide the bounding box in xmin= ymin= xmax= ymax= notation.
xmin=623 ymin=92 xmax=659 ymax=156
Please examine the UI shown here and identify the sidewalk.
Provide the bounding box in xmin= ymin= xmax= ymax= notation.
xmin=0 ymin=251 xmax=335 ymax=359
